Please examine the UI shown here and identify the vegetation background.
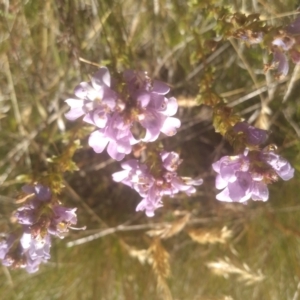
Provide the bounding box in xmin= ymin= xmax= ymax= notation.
xmin=0 ymin=0 xmax=299 ymax=299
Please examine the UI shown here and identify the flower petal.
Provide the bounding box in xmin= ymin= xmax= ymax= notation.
xmin=120 ymin=159 xmax=139 ymax=170
xmin=273 ymin=50 xmax=289 ymax=77
xmin=251 ymin=182 xmax=269 ymax=201
xmin=137 ymin=92 xmax=151 ymax=107
xmin=107 ymin=141 xmax=125 ymax=161
xmin=215 ymin=174 xmax=228 ymax=190
xmin=152 ymin=80 xmax=170 ymax=94
xmin=88 ymin=130 xmax=109 ymax=153
xmin=65 ymin=99 xmax=85 ymax=108
xmin=227 ymin=172 xmax=252 ymax=202
xmin=216 ymin=188 xmax=232 ymax=202
xmin=92 ymin=67 xmax=111 ymax=88
xmin=162 ymin=97 xmax=178 ymax=116
xmin=74 ymin=82 xmax=97 ymax=100
xmin=112 ymin=170 xmax=130 ymax=182
xmin=160 ymin=117 xmax=181 ymax=136
xmin=83 ymin=110 xmax=108 ymax=128
xmin=64 ymin=107 xmax=85 ymax=121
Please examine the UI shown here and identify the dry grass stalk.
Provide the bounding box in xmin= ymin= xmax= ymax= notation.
xmin=121 ymin=239 xmax=172 ymax=300
xmin=207 ymin=257 xmax=265 ymax=285
xmin=122 ymin=242 xmax=153 ymax=265
xmin=255 ymin=111 xmax=270 ymax=130
xmin=198 ymin=296 xmax=234 ymax=300
xmin=147 ymin=213 xmax=191 ymax=239
xmin=150 ymin=239 xmax=170 ymax=279
xmin=187 ymin=226 xmax=232 ymax=244
xmin=150 ymin=239 xmax=173 ymax=300
xmin=177 ymin=96 xmax=199 ymax=107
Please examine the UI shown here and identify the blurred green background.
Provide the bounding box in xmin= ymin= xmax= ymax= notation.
xmin=0 ymin=0 xmax=300 ymax=299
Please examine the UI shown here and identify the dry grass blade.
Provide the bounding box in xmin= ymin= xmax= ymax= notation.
xmin=187 ymin=226 xmax=232 ymax=245
xmin=150 ymin=239 xmax=170 ymax=279
xmin=127 ymin=248 xmax=152 ymax=265
xmin=200 ymin=297 xmax=234 ymax=300
xmin=123 ymin=239 xmax=173 ymax=299
xmin=147 ymin=213 xmax=191 ymax=239
xmin=121 ymin=241 xmax=153 ymax=265
xmin=150 ymin=239 xmax=172 ymax=300
xmin=207 ymin=257 xmax=265 ymax=285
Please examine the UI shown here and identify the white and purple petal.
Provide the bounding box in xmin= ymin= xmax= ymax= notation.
xmin=88 ymin=130 xmax=109 ymax=154
xmin=160 ymin=117 xmax=181 ymax=136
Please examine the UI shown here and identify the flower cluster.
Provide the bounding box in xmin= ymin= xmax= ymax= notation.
xmin=63 ymin=68 xmax=295 ymax=223
xmin=213 ymin=147 xmax=294 ymax=203
xmin=0 ymin=184 xmax=77 ymax=273
xmin=65 ymin=68 xmax=180 ymax=161
xmin=112 ymin=151 xmax=203 ymax=217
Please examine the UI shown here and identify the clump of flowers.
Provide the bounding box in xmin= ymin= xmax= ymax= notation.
xmin=112 ymin=151 xmax=203 ymax=217
xmin=0 ymin=184 xmax=77 ymax=273
xmin=65 ymin=68 xmax=180 ymax=161
xmin=213 ymin=134 xmax=294 ymax=203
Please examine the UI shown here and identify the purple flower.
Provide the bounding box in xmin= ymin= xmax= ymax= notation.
xmin=269 ymin=16 xmax=300 ymax=76
xmin=112 ymin=159 xmax=154 ymax=197
xmin=17 ymin=184 xmax=78 ymax=238
xmin=20 ymin=228 xmax=51 ymax=273
xmin=212 ymin=150 xmax=260 ymax=202
xmin=272 ymin=49 xmax=289 ymax=77
xmin=15 ymin=184 xmax=52 ymax=225
xmin=160 ymin=150 xmax=182 ymax=171
xmin=233 ymin=122 xmax=269 ymax=146
xmin=0 ymin=234 xmax=27 ymax=269
xmin=112 ymin=151 xmax=202 ymax=216
xmin=286 ymin=15 xmax=300 ymax=35
xmin=213 ymin=148 xmax=294 ymax=203
xmin=272 ymin=36 xmax=295 ymax=52
xmin=0 ymin=235 xmax=16 ymax=262
xmin=113 ymin=159 xmax=160 ymax=217
xmin=215 ymin=170 xmax=268 ymax=202
xmin=162 ymin=174 xmax=203 ymax=196
xmin=138 ymin=95 xmax=180 ymax=142
xmin=88 ymin=112 xmax=139 ymax=161
xmin=136 ymin=186 xmax=163 ymax=217
xmin=65 ymin=67 xmax=117 ymax=127
xmin=0 ymin=232 xmax=50 ymax=273
xmin=260 ymin=150 xmax=294 ymax=181
xmin=124 ymin=70 xmax=181 ymax=142
xmin=49 ymin=206 xmax=77 ymax=238
xmin=22 ymin=184 xmax=52 ymax=201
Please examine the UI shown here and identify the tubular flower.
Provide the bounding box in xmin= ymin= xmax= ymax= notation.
xmin=88 ymin=112 xmax=139 ymax=161
xmin=112 ymin=151 xmax=203 ymax=217
xmin=65 ymin=67 xmax=117 ymax=128
xmin=232 ymin=122 xmax=269 ymax=146
xmin=270 ymin=15 xmax=300 ymax=76
xmin=123 ymin=71 xmax=181 ymax=142
xmin=213 ymin=148 xmax=294 ymax=203
xmin=0 ymin=184 xmax=78 ymax=273
xmin=260 ymin=150 xmax=294 ymax=181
